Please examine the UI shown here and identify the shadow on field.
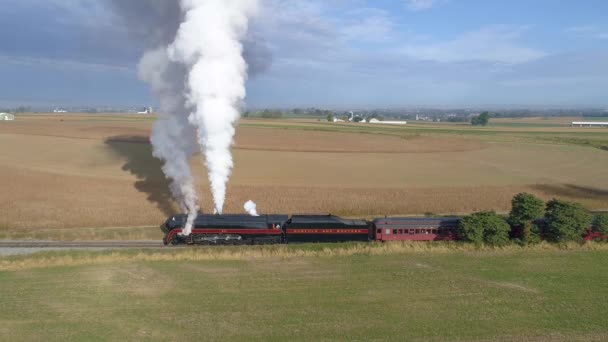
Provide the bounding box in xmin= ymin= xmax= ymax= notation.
xmin=105 ymin=135 xmax=177 ymax=216
xmin=532 ymin=184 xmax=608 ymax=201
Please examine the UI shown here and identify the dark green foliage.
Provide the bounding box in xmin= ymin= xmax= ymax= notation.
xmin=459 ymin=211 xmax=511 ymax=245
xmin=446 ymin=116 xmax=469 ymax=122
xmin=544 ymin=199 xmax=592 ymax=242
xmin=594 ymin=213 xmax=608 ymax=235
xmin=326 ymin=113 xmax=334 ymax=122
xmin=509 ymin=193 xmax=545 ymax=226
xmin=471 ymin=111 xmax=490 ymax=126
xmin=261 ymin=110 xmax=283 ymax=119
xmin=521 ymin=221 xmax=542 ymax=244
xmin=509 ymin=193 xmax=545 ymax=243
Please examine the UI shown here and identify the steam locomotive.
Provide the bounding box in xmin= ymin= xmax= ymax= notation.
xmin=162 ymin=214 xmax=460 ymax=245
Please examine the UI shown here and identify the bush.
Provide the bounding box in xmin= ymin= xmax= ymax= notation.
xmin=594 ymin=213 xmax=608 ymax=235
xmin=509 ymin=193 xmax=545 ymax=243
xmin=520 ymin=221 xmax=542 ymax=244
xmin=261 ymin=110 xmax=283 ymax=119
xmin=509 ymin=193 xmax=544 ymax=226
xmin=459 ymin=211 xmax=511 ymax=246
xmin=544 ymin=199 xmax=592 ymax=242
xmin=471 ymin=111 xmax=490 ymax=126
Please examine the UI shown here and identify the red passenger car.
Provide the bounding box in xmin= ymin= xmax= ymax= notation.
xmin=373 ymin=217 xmax=459 ymax=241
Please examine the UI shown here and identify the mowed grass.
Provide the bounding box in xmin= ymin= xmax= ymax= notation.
xmin=0 ymin=114 xmax=607 ymax=237
xmin=1 ymin=244 xmax=608 ymax=341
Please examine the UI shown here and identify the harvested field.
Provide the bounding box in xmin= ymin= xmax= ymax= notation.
xmin=1 ymin=114 xmax=607 ymax=238
xmin=234 ymin=127 xmax=485 ymax=153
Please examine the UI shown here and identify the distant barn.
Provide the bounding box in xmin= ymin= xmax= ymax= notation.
xmin=571 ymin=121 xmax=608 ymax=127
xmin=0 ymin=113 xmax=14 ymax=121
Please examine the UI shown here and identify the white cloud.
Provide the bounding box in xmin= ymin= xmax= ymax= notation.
xmin=565 ymin=25 xmax=595 ymax=33
xmin=499 ymin=76 xmax=607 ymax=87
xmin=399 ymin=26 xmax=546 ymax=64
xmin=405 ymin=0 xmax=437 ymax=12
xmin=565 ymin=25 xmax=608 ymax=39
xmin=339 ymin=8 xmax=395 ymax=42
xmin=0 ymin=55 xmax=133 ymax=74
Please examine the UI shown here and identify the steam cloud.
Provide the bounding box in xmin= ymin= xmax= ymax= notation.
xmin=244 ymin=200 xmax=259 ymax=216
xmin=110 ymin=0 xmax=266 ymax=235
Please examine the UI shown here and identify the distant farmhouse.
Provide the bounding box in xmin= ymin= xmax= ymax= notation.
xmin=368 ymin=118 xmax=407 ymax=125
xmin=0 ymin=113 xmax=15 ymax=121
xmin=571 ymin=121 xmax=608 ymax=127
xmin=137 ymin=107 xmax=154 ymax=114
xmin=342 ymin=112 xmax=407 ymax=125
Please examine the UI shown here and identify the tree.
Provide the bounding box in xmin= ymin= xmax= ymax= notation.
xmin=509 ymin=193 xmax=545 ymax=226
xmin=509 ymin=193 xmax=545 ymax=243
xmin=471 ymin=111 xmax=490 ymax=126
xmin=594 ymin=213 xmax=608 ymax=235
xmin=326 ymin=113 xmax=334 ymax=122
xmin=544 ymin=199 xmax=592 ymax=242
xmin=261 ymin=109 xmax=282 ymax=119
xmin=459 ymin=211 xmax=511 ymax=245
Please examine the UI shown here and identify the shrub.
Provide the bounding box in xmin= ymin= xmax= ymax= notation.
xmin=261 ymin=110 xmax=283 ymax=119
xmin=509 ymin=193 xmax=544 ymax=243
xmin=544 ymin=199 xmax=592 ymax=242
xmin=509 ymin=193 xmax=544 ymax=226
xmin=459 ymin=211 xmax=510 ymax=246
xmin=594 ymin=213 xmax=608 ymax=235
xmin=520 ymin=221 xmax=542 ymax=244
xmin=471 ymin=111 xmax=490 ymax=126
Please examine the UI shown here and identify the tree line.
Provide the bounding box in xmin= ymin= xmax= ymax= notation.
xmin=458 ymin=193 xmax=608 ymax=246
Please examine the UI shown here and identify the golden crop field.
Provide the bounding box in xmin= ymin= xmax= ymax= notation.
xmin=0 ymin=114 xmax=607 ymax=239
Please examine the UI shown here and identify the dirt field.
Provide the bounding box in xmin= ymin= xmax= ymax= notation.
xmin=1 ymin=114 xmax=607 ymax=237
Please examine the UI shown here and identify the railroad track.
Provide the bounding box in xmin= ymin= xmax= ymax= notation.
xmin=0 ymin=240 xmax=164 ymax=248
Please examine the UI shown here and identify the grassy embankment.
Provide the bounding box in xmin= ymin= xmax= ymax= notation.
xmin=1 ymin=242 xmax=608 ymax=341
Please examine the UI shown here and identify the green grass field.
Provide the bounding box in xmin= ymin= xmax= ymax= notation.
xmin=1 ymin=243 xmax=607 ymax=341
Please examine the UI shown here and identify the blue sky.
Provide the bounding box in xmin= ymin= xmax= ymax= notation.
xmin=0 ymin=0 xmax=607 ymax=108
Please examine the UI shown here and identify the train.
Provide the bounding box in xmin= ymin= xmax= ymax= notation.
xmin=163 ymin=213 xmax=606 ymax=245
xmin=162 ymin=214 xmax=461 ymax=245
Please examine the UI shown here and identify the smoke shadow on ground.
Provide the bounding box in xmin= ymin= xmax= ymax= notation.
xmin=531 ymin=184 xmax=608 ymax=201
xmin=105 ymin=135 xmax=177 ymax=217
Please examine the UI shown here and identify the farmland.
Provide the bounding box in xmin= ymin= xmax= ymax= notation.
xmin=1 ymin=243 xmax=608 ymax=341
xmin=0 ymin=114 xmax=607 ymax=240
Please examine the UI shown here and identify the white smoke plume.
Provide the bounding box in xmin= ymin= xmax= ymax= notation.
xmin=169 ymin=0 xmax=258 ymax=215
xmin=139 ymin=48 xmax=199 ymax=233
xmin=110 ymin=0 xmax=265 ymax=235
xmin=244 ymin=200 xmax=259 ymax=216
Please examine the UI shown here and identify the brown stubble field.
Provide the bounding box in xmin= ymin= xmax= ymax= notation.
xmin=0 ymin=114 xmax=607 ymax=239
